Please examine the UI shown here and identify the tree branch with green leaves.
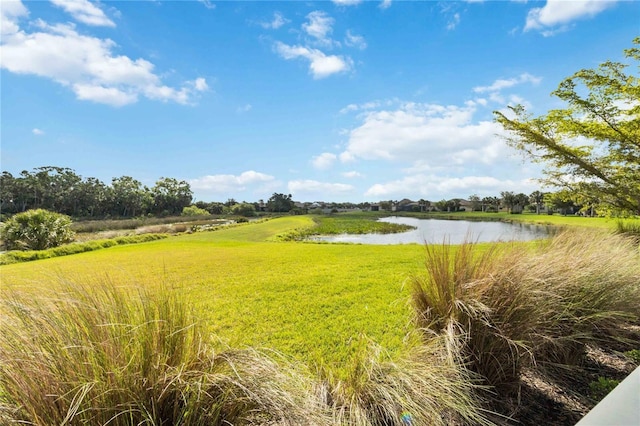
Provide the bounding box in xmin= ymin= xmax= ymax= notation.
xmin=494 ymin=38 xmax=640 ymax=216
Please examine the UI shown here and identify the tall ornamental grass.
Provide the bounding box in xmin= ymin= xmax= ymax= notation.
xmin=0 ymin=280 xmax=324 ymax=425
xmin=316 ymin=337 xmax=491 ymax=426
xmin=411 ymin=229 xmax=640 ymax=394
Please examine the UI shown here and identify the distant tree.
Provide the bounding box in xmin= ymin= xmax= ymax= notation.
xmin=495 ymin=38 xmax=640 ymax=216
xmin=544 ymin=191 xmax=578 ymax=216
xmin=112 ymin=176 xmax=151 ymax=217
xmin=151 ymin=177 xmax=192 ymax=216
xmin=1 ymin=209 xmax=74 ymax=250
xmin=75 ymin=177 xmax=110 ymax=218
xmin=501 ymin=191 xmax=518 ymax=213
xmin=194 ymin=201 xmax=224 ymax=215
xmin=266 ymin=193 xmax=294 ymax=213
xmin=529 ymin=191 xmax=545 ymax=215
xmin=0 ymin=172 xmax=17 ymax=215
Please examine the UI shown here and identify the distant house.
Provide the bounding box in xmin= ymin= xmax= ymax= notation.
xmin=458 ymin=200 xmax=474 ymax=212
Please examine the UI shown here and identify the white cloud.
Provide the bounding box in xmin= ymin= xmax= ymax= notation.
xmin=312 ymin=152 xmax=337 ymax=170
xmin=260 ymin=12 xmax=289 ymax=29
xmin=192 ymin=77 xmax=208 ymax=91
xmin=288 ymin=180 xmax=355 ymax=197
xmin=198 ymin=0 xmax=216 ymax=10
xmin=342 ymin=171 xmax=363 ymax=178
xmin=190 ymin=171 xmax=276 ymax=193
xmin=0 ymin=5 xmax=207 ymax=107
xmin=73 ymin=83 xmax=137 ymax=106
xmin=344 ymin=30 xmax=367 ymax=50
xmin=50 ymin=0 xmax=115 ymax=27
xmin=473 ymin=73 xmax=541 ymax=93
xmin=339 ymin=101 xmax=382 ymax=114
xmin=274 ymin=42 xmax=352 ymax=79
xmin=524 ymin=0 xmax=616 ymax=33
xmin=32 ymin=128 xmax=44 ymax=135
xmin=332 ymin=0 xmax=363 ymax=6
xmin=237 ymin=104 xmax=252 ymax=113
xmin=1 ymin=0 xmax=28 ymax=36
xmin=341 ymin=102 xmax=506 ymax=167
xmin=365 ymin=175 xmax=537 ymax=199
xmin=379 ymin=0 xmax=392 ymax=10
xmin=302 ymin=11 xmax=335 ymax=46
xmin=447 ymin=13 xmax=461 ymax=30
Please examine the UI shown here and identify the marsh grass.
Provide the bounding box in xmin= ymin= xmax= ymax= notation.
xmin=411 ymin=229 xmax=640 ymax=396
xmin=0 ymin=280 xmax=325 ymax=425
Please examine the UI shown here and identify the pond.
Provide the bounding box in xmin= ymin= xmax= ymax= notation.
xmin=309 ymin=216 xmax=551 ymax=245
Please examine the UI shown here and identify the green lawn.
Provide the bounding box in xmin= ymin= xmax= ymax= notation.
xmin=0 ymin=216 xmax=426 ymax=368
xmin=2 ymin=213 xmax=633 ymax=369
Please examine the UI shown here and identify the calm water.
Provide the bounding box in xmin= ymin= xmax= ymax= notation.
xmin=310 ymin=216 xmax=550 ymax=245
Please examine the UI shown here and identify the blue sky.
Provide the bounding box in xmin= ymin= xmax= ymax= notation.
xmin=1 ymin=0 xmax=638 ymax=203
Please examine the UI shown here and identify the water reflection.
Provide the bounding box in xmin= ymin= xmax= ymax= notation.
xmin=309 ymin=216 xmax=550 ymax=245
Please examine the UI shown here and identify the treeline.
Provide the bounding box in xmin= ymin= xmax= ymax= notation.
xmin=0 ymin=167 xmax=192 ymax=219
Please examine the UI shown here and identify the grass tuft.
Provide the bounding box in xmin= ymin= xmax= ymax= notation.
xmin=410 ymin=229 xmax=640 ymax=396
xmin=0 ymin=279 xmax=326 ymax=425
xmin=317 ymin=335 xmax=491 ymax=426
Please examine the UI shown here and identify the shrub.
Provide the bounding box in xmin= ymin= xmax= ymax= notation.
xmin=230 ymin=202 xmax=256 ymax=217
xmin=0 ymin=280 xmax=327 ymax=425
xmin=589 ymin=377 xmax=620 ymax=400
xmin=624 ymin=349 xmax=640 ymax=364
xmin=0 ymin=234 xmax=168 ymax=264
xmin=182 ymin=205 xmax=211 ymax=217
xmin=0 ymin=209 xmax=75 ymax=250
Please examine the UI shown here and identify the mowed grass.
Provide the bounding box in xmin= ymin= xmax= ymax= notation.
xmin=0 ymin=216 xmax=427 ymax=369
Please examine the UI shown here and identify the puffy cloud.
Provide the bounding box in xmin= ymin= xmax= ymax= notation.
xmin=0 ymin=5 xmax=207 ymax=107
xmin=50 ymin=0 xmax=115 ymax=27
xmin=524 ymin=0 xmax=616 ymax=34
xmin=274 ymin=42 xmax=352 ymax=79
xmin=344 ymin=30 xmax=367 ymax=50
xmin=1 ymin=0 xmax=28 ymax=36
xmin=260 ymin=12 xmax=289 ymax=29
xmin=312 ymin=152 xmax=337 ymax=170
xmin=237 ymin=104 xmax=252 ymax=113
xmin=473 ymin=73 xmax=541 ymax=94
xmin=190 ymin=171 xmax=276 ymax=193
xmin=32 ymin=128 xmax=45 ymax=135
xmin=379 ymin=0 xmax=392 ymax=10
xmin=341 ymin=102 xmax=506 ymax=167
xmin=288 ymin=180 xmax=355 ymax=197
